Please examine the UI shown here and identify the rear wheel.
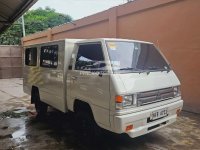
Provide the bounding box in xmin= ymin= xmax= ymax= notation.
xmin=35 ymin=99 xmax=48 ymax=117
xmin=33 ymin=89 xmax=48 ymax=118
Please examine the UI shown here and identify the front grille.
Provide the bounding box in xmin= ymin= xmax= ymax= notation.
xmin=137 ymin=87 xmax=174 ymax=106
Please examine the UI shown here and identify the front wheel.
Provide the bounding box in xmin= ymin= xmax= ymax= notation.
xmin=75 ymin=111 xmax=102 ymax=145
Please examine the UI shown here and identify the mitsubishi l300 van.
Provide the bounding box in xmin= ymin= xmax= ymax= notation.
xmin=23 ymin=38 xmax=183 ymax=139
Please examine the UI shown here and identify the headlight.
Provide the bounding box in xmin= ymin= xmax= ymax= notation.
xmin=174 ymin=86 xmax=181 ymax=97
xmin=123 ymin=95 xmax=133 ymax=107
xmin=115 ymin=94 xmax=137 ymax=109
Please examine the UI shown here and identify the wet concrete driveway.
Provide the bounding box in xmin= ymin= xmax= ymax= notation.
xmin=0 ymin=79 xmax=200 ymax=150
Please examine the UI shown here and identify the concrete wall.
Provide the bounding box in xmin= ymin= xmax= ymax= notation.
xmin=22 ymin=0 xmax=200 ymax=113
xmin=0 ymin=45 xmax=22 ymax=79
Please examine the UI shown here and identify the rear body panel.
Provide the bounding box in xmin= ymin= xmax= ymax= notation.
xmin=23 ymin=39 xmax=81 ymax=112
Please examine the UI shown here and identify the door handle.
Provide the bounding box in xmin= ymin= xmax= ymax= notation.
xmin=71 ymin=76 xmax=78 ymax=80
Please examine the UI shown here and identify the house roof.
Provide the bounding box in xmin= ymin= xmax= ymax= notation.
xmin=0 ymin=0 xmax=37 ymax=33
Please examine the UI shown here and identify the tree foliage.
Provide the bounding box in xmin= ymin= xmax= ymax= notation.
xmin=0 ymin=7 xmax=72 ymax=45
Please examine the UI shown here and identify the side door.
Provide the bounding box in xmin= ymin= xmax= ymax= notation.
xmin=70 ymin=42 xmax=111 ymax=127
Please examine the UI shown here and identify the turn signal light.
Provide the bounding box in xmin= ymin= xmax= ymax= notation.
xmin=126 ymin=125 xmax=133 ymax=132
xmin=115 ymin=95 xmax=123 ymax=103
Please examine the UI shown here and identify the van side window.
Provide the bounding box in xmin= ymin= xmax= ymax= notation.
xmin=25 ymin=47 xmax=37 ymax=66
xmin=40 ymin=45 xmax=58 ymax=68
xmin=75 ymin=43 xmax=105 ymax=71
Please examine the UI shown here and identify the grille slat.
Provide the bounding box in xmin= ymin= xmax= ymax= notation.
xmin=161 ymin=92 xmax=174 ymax=99
xmin=138 ymin=91 xmax=157 ymax=98
xmin=137 ymin=87 xmax=174 ymax=106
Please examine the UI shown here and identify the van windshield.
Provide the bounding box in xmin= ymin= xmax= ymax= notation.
xmin=106 ymin=41 xmax=170 ymax=73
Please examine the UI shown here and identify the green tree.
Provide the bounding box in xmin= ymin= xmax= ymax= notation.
xmin=0 ymin=7 xmax=72 ymax=45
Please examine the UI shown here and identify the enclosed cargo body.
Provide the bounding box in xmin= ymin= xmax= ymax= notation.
xmin=23 ymin=39 xmax=81 ymax=112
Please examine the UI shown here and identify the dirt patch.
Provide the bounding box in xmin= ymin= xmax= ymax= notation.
xmin=0 ymin=111 xmax=28 ymax=119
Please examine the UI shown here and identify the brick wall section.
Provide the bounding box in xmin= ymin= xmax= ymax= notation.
xmin=0 ymin=45 xmax=22 ymax=79
xmin=22 ymin=0 xmax=200 ymax=113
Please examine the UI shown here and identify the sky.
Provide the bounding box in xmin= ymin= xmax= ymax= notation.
xmin=31 ymin=0 xmax=126 ymax=20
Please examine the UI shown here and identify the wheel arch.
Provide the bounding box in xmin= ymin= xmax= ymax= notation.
xmin=73 ymin=99 xmax=93 ymax=115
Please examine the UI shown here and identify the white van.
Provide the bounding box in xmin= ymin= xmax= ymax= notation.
xmin=23 ymin=38 xmax=183 ymax=139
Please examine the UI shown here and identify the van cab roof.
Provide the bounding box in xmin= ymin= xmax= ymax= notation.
xmin=24 ymin=38 xmax=153 ymax=47
xmin=77 ymin=38 xmax=153 ymax=45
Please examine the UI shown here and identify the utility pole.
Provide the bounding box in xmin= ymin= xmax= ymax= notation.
xmin=21 ymin=15 xmax=26 ymax=37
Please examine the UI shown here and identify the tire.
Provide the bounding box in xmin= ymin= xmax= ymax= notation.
xmin=34 ymin=89 xmax=48 ymax=118
xmin=75 ymin=111 xmax=102 ymax=145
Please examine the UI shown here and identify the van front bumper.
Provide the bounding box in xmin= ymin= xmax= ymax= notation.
xmin=113 ymin=99 xmax=183 ymax=138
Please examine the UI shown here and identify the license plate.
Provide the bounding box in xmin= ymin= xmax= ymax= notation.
xmin=150 ymin=108 xmax=168 ymax=120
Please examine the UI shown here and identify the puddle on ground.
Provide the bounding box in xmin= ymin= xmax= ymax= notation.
xmin=12 ymin=124 xmax=26 ymax=140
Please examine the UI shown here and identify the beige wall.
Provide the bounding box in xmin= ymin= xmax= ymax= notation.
xmin=0 ymin=45 xmax=22 ymax=79
xmin=22 ymin=0 xmax=200 ymax=113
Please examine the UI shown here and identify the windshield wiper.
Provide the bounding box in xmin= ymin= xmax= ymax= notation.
xmin=148 ymin=66 xmax=171 ymax=73
xmin=119 ymin=67 xmax=135 ymax=71
xmin=119 ymin=67 xmax=144 ymax=72
xmin=119 ymin=68 xmax=151 ymax=74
